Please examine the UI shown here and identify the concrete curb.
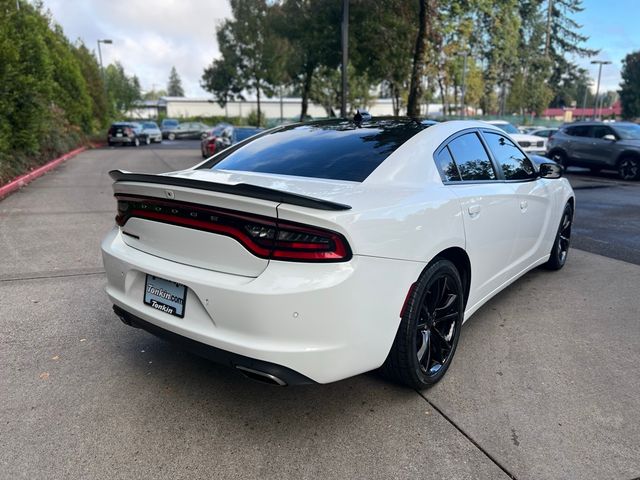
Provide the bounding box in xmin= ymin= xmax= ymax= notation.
xmin=0 ymin=146 xmax=86 ymax=200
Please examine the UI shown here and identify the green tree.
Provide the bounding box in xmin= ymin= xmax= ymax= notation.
xmin=271 ymin=0 xmax=341 ymax=120
xmin=167 ymin=66 xmax=185 ymax=96
xmin=105 ymin=62 xmax=141 ymax=115
xmin=619 ymin=51 xmax=640 ymax=119
xmin=72 ymin=41 xmax=109 ymax=130
xmin=202 ymin=0 xmax=287 ymax=126
xmin=142 ymin=88 xmax=168 ymax=100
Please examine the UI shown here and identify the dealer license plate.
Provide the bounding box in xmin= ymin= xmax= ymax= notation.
xmin=144 ymin=275 xmax=187 ymax=318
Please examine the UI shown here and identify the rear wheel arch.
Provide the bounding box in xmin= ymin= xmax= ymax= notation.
xmin=420 ymin=247 xmax=471 ymax=310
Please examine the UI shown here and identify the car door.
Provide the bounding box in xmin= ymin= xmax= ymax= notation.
xmin=566 ymin=125 xmax=595 ymax=164
xmin=589 ymin=125 xmax=618 ymax=167
xmin=436 ymin=130 xmax=521 ymax=308
xmin=481 ymin=130 xmax=551 ymax=268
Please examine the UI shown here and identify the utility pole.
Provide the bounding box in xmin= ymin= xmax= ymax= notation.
xmin=340 ymin=0 xmax=349 ymax=118
xmin=591 ymin=60 xmax=611 ymax=120
xmin=457 ymin=51 xmax=468 ymax=118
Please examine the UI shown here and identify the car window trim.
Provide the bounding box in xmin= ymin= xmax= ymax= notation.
xmin=478 ymin=129 xmax=538 ymax=183
xmin=433 ymin=128 xmax=503 ymax=185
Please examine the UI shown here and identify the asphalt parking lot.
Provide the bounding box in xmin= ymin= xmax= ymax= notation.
xmin=1 ymin=141 xmax=639 ymax=480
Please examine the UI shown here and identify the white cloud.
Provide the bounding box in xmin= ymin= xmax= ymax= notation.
xmin=41 ymin=0 xmax=232 ymax=96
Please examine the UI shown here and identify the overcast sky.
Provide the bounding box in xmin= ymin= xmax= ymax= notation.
xmin=42 ymin=0 xmax=637 ymax=98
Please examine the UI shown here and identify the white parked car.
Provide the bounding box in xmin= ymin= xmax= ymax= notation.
xmin=486 ymin=120 xmax=547 ymax=155
xmin=101 ymin=118 xmax=574 ymax=388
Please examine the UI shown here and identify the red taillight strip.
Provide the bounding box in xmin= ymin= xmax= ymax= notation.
xmin=129 ymin=209 xmax=273 ymax=258
xmin=115 ymin=195 xmax=352 ymax=262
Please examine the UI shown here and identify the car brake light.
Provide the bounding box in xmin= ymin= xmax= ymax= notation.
xmin=115 ymin=195 xmax=352 ymax=262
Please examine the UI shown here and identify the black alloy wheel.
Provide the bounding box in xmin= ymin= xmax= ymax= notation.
xmin=618 ymin=157 xmax=640 ymax=181
xmin=382 ymin=259 xmax=464 ymax=389
xmin=550 ymin=150 xmax=567 ymax=167
xmin=544 ymin=202 xmax=573 ymax=270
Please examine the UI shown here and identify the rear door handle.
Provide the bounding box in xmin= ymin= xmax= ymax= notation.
xmin=468 ymin=205 xmax=481 ymax=217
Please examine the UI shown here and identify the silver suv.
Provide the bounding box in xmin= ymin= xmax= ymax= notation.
xmin=546 ymin=122 xmax=640 ymax=180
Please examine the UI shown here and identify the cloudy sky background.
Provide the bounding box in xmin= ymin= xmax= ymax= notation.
xmin=42 ymin=0 xmax=637 ymax=99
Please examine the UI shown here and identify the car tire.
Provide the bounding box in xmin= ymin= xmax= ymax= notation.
xmin=133 ymin=138 xmax=140 ymax=147
xmin=549 ymin=150 xmax=568 ymax=167
xmin=617 ymin=156 xmax=640 ymax=181
xmin=381 ymin=258 xmax=464 ymax=389
xmin=145 ymin=136 xmax=151 ymax=145
xmin=168 ymin=133 xmax=175 ymax=141
xmin=108 ymin=141 xmax=114 ymax=147
xmin=544 ymin=202 xmax=573 ymax=271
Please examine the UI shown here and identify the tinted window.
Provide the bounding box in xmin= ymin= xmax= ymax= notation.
xmin=565 ymin=125 xmax=590 ymax=137
xmin=484 ymin=132 xmax=535 ymax=180
xmin=210 ymin=120 xmax=428 ymax=182
xmin=591 ymin=126 xmax=615 ymax=139
xmin=143 ymin=122 xmax=157 ymax=129
xmin=435 ymin=147 xmax=461 ymax=182
xmin=447 ymin=132 xmax=496 ymax=181
xmin=162 ymin=120 xmax=178 ymax=127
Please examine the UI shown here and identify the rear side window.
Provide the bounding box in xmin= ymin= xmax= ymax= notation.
xmin=565 ymin=125 xmax=590 ymax=137
xmin=210 ymin=120 xmax=427 ymax=182
xmin=447 ymin=132 xmax=496 ymax=181
xmin=483 ymin=132 xmax=535 ymax=181
xmin=435 ymin=147 xmax=461 ymax=182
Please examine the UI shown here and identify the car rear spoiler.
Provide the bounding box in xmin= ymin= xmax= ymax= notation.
xmin=108 ymin=170 xmax=352 ymax=211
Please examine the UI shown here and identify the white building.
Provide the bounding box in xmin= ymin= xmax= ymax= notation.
xmin=127 ymin=96 xmax=445 ymax=120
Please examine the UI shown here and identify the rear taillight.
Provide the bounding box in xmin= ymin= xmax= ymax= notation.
xmin=115 ymin=195 xmax=351 ymax=262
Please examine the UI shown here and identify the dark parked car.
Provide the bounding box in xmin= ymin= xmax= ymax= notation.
xmin=546 ymin=122 xmax=640 ymax=180
xmin=215 ymin=126 xmax=264 ymax=153
xmin=108 ymin=122 xmax=143 ymax=147
xmin=167 ymin=122 xmax=211 ymax=141
xmin=200 ymin=123 xmax=232 ymax=158
xmin=161 ymin=119 xmax=179 ymax=139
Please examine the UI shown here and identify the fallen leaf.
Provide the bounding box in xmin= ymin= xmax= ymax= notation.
xmin=80 ymin=338 xmax=86 ymax=342
xmin=51 ymin=355 xmax=59 ymax=361
xmin=39 ymin=372 xmax=49 ymax=380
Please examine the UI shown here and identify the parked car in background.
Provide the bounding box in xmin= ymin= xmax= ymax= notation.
xmin=167 ymin=122 xmax=211 ymax=141
xmin=139 ymin=122 xmax=162 ymax=144
xmin=200 ymin=123 xmax=232 ymax=158
xmin=102 ymin=118 xmax=574 ymax=388
xmin=546 ymin=121 xmax=640 ymax=180
xmin=529 ymin=127 xmax=558 ymax=139
xmin=161 ymin=119 xmax=179 ymax=139
xmin=107 ymin=122 xmax=143 ymax=147
xmin=215 ymin=126 xmax=264 ymax=153
xmin=485 ymin=120 xmax=547 ymax=155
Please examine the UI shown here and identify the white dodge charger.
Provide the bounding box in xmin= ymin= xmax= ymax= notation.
xmin=101 ymin=118 xmax=574 ymax=388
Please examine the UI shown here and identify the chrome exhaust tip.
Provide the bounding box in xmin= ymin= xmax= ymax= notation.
xmin=235 ymin=366 xmax=287 ymax=386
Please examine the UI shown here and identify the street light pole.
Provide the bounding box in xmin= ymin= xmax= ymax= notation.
xmin=591 ymin=60 xmax=611 ymax=121
xmin=97 ymin=39 xmax=113 ymax=95
xmin=340 ymin=0 xmax=349 ymax=118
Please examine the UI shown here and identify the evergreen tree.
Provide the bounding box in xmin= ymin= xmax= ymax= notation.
xmin=167 ymin=66 xmax=185 ymax=97
xmin=619 ymin=51 xmax=640 ymax=119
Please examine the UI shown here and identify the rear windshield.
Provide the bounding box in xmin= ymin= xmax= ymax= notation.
xmin=162 ymin=120 xmax=178 ymax=127
xmin=493 ymin=123 xmax=519 ymax=134
xmin=143 ymin=122 xmax=157 ymax=129
xmin=208 ymin=119 xmax=427 ymax=182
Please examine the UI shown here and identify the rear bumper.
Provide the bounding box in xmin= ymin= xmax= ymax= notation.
xmin=113 ymin=305 xmax=316 ymax=385
xmin=109 ymin=136 xmax=135 ymax=144
xmin=101 ymin=227 xmax=425 ymax=383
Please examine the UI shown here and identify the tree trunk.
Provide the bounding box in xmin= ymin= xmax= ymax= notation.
xmin=300 ymin=66 xmax=314 ymax=122
xmin=407 ymin=0 xmax=428 ymax=117
xmin=437 ymin=74 xmax=447 ymax=117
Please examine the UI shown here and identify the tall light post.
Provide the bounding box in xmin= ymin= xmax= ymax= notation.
xmin=457 ymin=50 xmax=469 ymax=118
xmin=340 ymin=0 xmax=349 ymax=118
xmin=591 ymin=60 xmax=611 ymax=120
xmin=97 ymin=39 xmax=113 ymax=93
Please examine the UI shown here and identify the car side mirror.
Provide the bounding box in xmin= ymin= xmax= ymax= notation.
xmin=602 ymin=134 xmax=616 ymax=141
xmin=539 ymin=162 xmax=563 ymax=179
